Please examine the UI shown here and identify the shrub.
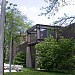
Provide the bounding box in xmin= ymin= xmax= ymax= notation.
xmin=35 ymin=36 xmax=75 ymax=73
xmin=14 ymin=51 xmax=26 ymax=67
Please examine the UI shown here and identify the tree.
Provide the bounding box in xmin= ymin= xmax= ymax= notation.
xmin=41 ymin=0 xmax=75 ymax=17
xmin=4 ymin=2 xmax=31 ymax=63
xmin=35 ymin=36 xmax=75 ymax=73
xmin=0 ymin=0 xmax=6 ymax=75
xmin=14 ymin=51 xmax=26 ymax=67
xmin=40 ymin=0 xmax=58 ymax=18
xmin=41 ymin=0 xmax=75 ymax=25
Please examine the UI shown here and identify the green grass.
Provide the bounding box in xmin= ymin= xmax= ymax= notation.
xmin=5 ymin=68 xmax=75 ymax=75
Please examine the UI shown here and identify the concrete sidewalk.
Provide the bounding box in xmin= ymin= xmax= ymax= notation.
xmin=4 ymin=70 xmax=17 ymax=72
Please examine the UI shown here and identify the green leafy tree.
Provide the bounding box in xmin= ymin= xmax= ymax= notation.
xmin=35 ymin=36 xmax=75 ymax=73
xmin=4 ymin=2 xmax=31 ymax=63
xmin=14 ymin=51 xmax=26 ymax=67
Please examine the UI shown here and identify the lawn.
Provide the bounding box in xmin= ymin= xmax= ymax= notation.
xmin=5 ymin=68 xmax=75 ymax=75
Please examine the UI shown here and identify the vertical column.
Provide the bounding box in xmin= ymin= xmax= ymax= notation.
xmin=55 ymin=28 xmax=58 ymax=41
xmin=36 ymin=27 xmax=40 ymax=41
xmin=26 ymin=46 xmax=32 ymax=67
xmin=55 ymin=30 xmax=58 ymax=39
xmin=0 ymin=0 xmax=6 ymax=75
xmin=27 ymin=34 xmax=30 ymax=43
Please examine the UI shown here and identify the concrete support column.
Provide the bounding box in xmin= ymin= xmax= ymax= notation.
xmin=26 ymin=46 xmax=32 ymax=67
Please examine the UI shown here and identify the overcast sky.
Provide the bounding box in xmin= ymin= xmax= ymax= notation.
xmin=8 ymin=0 xmax=75 ymax=25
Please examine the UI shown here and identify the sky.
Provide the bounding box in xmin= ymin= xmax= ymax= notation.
xmin=8 ymin=0 xmax=75 ymax=25
xmin=8 ymin=0 xmax=50 ymax=25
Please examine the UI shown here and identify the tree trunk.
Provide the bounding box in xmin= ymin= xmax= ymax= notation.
xmin=0 ymin=0 xmax=6 ymax=75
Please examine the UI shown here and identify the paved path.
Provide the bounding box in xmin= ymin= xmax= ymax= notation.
xmin=4 ymin=70 xmax=17 ymax=72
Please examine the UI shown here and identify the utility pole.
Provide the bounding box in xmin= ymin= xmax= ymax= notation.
xmin=0 ymin=0 xmax=6 ymax=75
